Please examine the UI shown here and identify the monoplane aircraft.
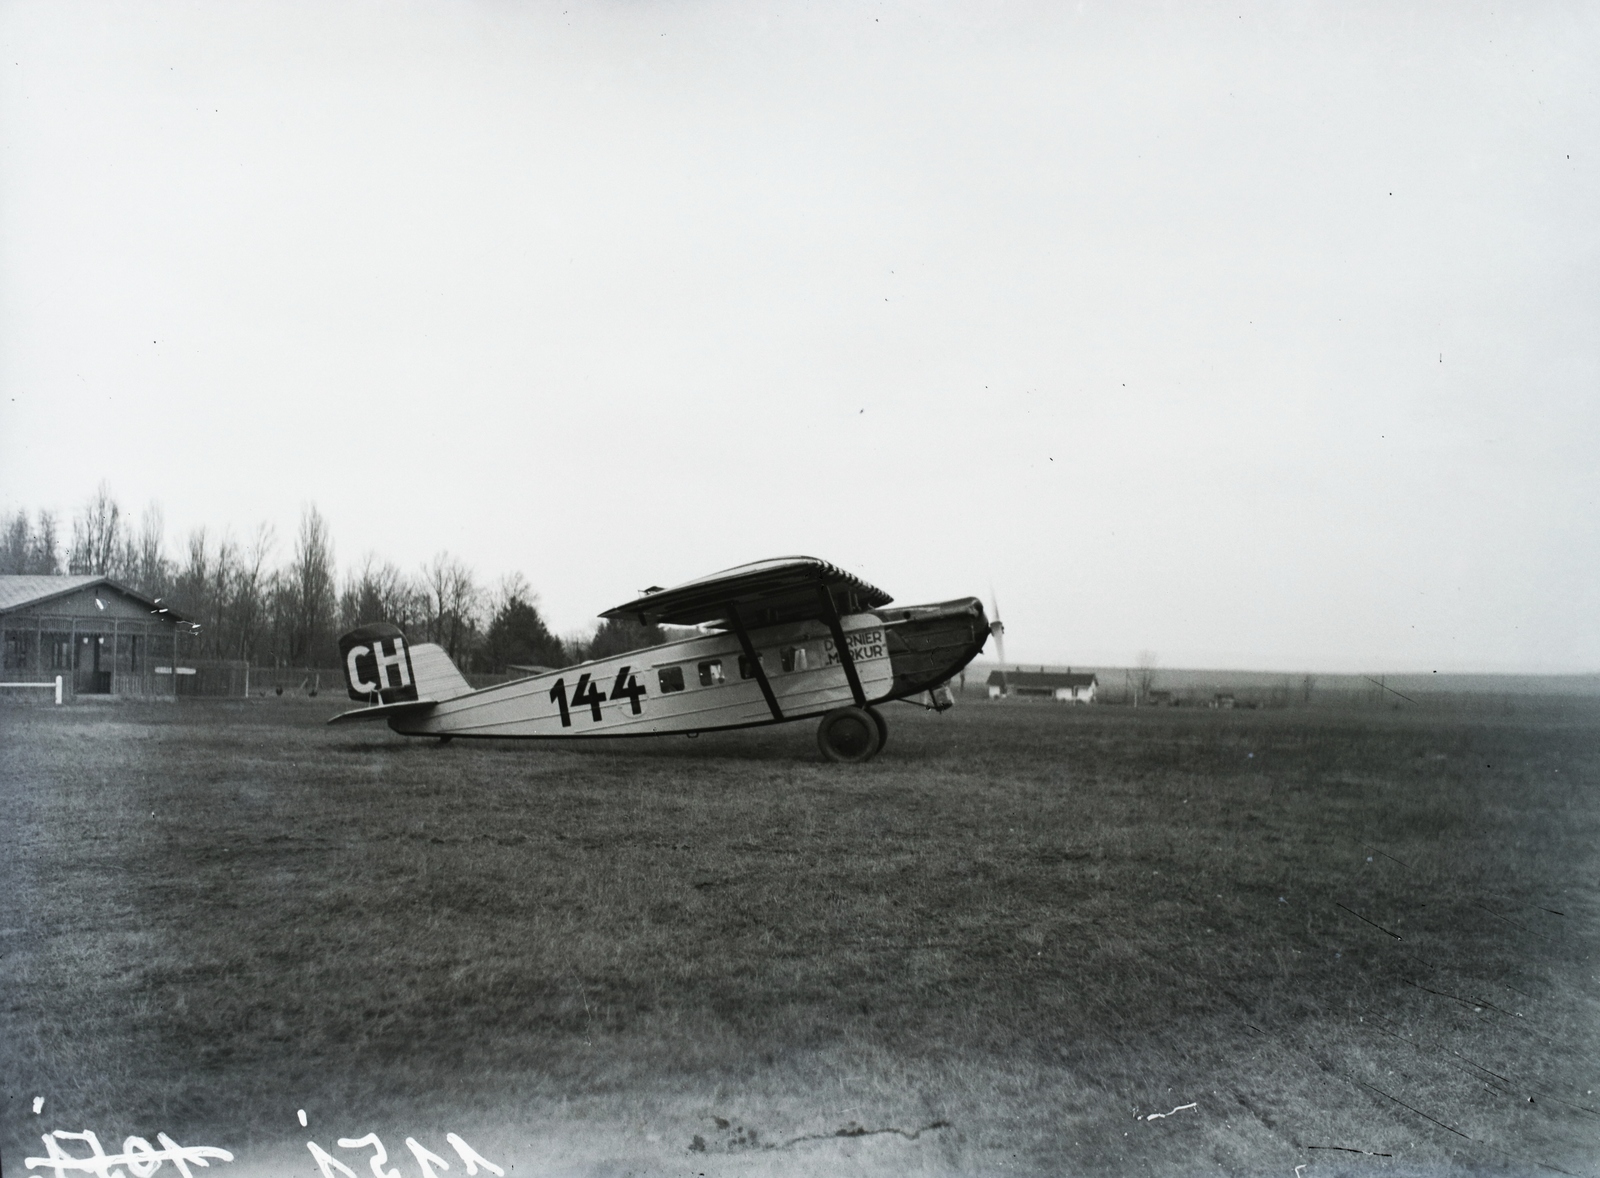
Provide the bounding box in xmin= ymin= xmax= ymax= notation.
xmin=330 ymin=557 xmax=992 ymax=761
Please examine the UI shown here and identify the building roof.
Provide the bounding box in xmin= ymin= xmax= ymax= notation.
xmin=0 ymin=574 xmax=104 ymax=612
xmin=988 ymin=670 xmax=1098 ymax=689
xmin=0 ymin=574 xmax=183 ymax=620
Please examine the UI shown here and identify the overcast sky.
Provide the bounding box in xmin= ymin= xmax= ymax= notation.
xmin=1 ymin=1 xmax=1594 ymax=673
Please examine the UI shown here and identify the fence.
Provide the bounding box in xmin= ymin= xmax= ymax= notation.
xmin=174 ymin=660 xmax=253 ymax=698
xmin=0 ymin=675 xmax=63 ymax=704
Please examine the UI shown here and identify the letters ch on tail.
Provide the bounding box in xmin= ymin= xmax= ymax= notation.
xmin=348 ymin=637 xmax=410 ymax=693
xmin=339 ymin=623 xmax=419 ymax=703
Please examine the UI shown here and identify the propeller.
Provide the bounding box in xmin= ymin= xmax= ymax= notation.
xmin=989 ymin=588 xmax=1008 ymax=697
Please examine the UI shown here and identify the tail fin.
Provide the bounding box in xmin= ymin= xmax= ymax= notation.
xmin=405 ymin=641 xmax=473 ymax=700
xmin=339 ymin=624 xmax=472 ymax=704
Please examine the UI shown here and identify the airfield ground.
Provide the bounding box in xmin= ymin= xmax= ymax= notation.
xmin=2 ymin=696 xmax=1598 ymax=1177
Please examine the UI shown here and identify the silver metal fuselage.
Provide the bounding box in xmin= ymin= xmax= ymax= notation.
xmin=388 ymin=597 xmax=988 ymax=739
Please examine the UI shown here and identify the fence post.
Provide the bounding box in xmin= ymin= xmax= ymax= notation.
xmin=54 ymin=674 xmax=62 ymax=705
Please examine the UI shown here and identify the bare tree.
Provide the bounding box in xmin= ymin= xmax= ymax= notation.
xmin=341 ymin=556 xmax=382 ymax=629
xmin=340 ymin=554 xmax=422 ymax=632
xmin=1135 ymin=649 xmax=1158 ymax=705
xmin=420 ymin=553 xmax=451 ymax=646
xmin=1301 ymin=674 xmax=1316 ymax=706
xmin=229 ymin=523 xmax=276 ymax=663
xmin=173 ymin=528 xmax=208 ymax=601
xmin=115 ymin=532 xmax=139 ymax=585
xmin=170 ymin=528 xmax=218 ymax=652
xmin=69 ymin=483 xmax=123 ymax=575
xmin=129 ymin=503 xmax=170 ymax=598
xmin=489 ymin=571 xmax=532 ymax=618
xmin=4 ymin=509 xmax=64 ymax=574
xmin=443 ymin=562 xmax=482 ymax=664
xmin=1 ymin=511 xmax=31 ymax=574
xmin=284 ymin=506 xmax=337 ymax=665
xmin=32 ymin=511 xmax=60 ymax=574
xmin=421 ymin=551 xmax=482 ymax=664
xmin=208 ymin=535 xmax=240 ymax=660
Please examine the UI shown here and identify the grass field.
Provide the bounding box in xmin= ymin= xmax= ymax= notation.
xmin=3 ymin=696 xmax=1598 ymax=1176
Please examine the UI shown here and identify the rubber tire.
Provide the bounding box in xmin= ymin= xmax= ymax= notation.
xmin=866 ymin=705 xmax=888 ymax=752
xmin=817 ymin=706 xmax=883 ymax=763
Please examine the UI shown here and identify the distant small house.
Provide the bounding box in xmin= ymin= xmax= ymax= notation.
xmin=988 ymin=669 xmax=1098 ymax=704
xmin=1146 ymin=689 xmax=1176 ymax=706
xmin=1213 ymin=692 xmax=1235 ymax=709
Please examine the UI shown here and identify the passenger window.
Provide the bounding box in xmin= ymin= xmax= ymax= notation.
xmin=738 ymin=653 xmax=764 ymax=680
xmin=698 ymin=660 xmax=725 ymax=687
xmin=658 ymin=666 xmax=685 ymax=693
xmin=780 ymin=646 xmax=808 ymax=672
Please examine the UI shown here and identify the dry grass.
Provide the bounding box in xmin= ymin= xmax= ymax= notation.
xmin=3 ymin=697 xmax=1598 ymax=1176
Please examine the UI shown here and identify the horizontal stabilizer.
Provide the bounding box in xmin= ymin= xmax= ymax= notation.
xmin=327 ymin=698 xmax=440 ymax=725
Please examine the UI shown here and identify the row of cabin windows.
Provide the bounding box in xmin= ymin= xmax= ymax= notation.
xmin=656 ymin=646 xmax=811 ymax=694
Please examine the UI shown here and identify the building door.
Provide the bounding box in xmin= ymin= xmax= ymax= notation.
xmin=76 ymin=634 xmax=113 ymax=694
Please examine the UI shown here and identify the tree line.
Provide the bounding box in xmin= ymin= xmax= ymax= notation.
xmin=1 ymin=485 xmax=661 ymax=672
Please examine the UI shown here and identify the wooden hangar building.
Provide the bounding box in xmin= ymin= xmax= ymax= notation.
xmin=0 ymin=575 xmax=190 ymax=699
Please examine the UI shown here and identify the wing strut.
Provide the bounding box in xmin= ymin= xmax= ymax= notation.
xmin=725 ymin=600 xmax=785 ymax=722
xmin=816 ymin=583 xmax=867 ymax=708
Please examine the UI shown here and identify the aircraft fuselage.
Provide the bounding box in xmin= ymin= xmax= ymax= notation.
xmin=385 ymin=596 xmax=987 ymax=739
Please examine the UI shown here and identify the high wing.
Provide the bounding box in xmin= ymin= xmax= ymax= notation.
xmin=600 ymin=556 xmax=893 ymax=629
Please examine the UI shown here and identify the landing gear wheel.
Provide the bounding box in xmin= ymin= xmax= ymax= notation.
xmin=817 ymin=706 xmax=882 ymax=763
xmin=866 ymin=705 xmax=888 ymax=752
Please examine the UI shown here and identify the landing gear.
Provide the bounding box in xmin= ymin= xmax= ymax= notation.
xmin=817 ymin=706 xmax=883 ymax=763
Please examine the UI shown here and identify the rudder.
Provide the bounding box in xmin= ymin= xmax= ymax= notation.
xmin=341 ymin=623 xmax=418 ymax=704
xmin=339 ymin=625 xmax=473 ymax=704
xmin=406 ymin=641 xmax=473 ymax=701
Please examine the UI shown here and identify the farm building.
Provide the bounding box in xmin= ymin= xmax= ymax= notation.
xmin=0 ymin=575 xmax=192 ymax=699
xmin=988 ymin=669 xmax=1098 ymax=703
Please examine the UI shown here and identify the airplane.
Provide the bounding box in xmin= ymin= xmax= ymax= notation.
xmin=330 ymin=556 xmax=994 ymax=761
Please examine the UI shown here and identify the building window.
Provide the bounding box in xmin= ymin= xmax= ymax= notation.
xmin=658 ymin=666 xmax=685 ymax=693
xmin=698 ymin=659 xmax=725 ymax=687
xmin=780 ymin=646 xmax=808 ymax=672
xmin=738 ymin=653 xmax=764 ymax=680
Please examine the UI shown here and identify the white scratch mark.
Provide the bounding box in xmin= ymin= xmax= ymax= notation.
xmin=445 ymin=1136 xmax=503 ymax=1178
xmin=1144 ymin=1102 xmax=1198 ymax=1121
xmin=405 ymin=1139 xmax=451 ymax=1178
xmin=26 ymin=1130 xmax=232 ymax=1178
